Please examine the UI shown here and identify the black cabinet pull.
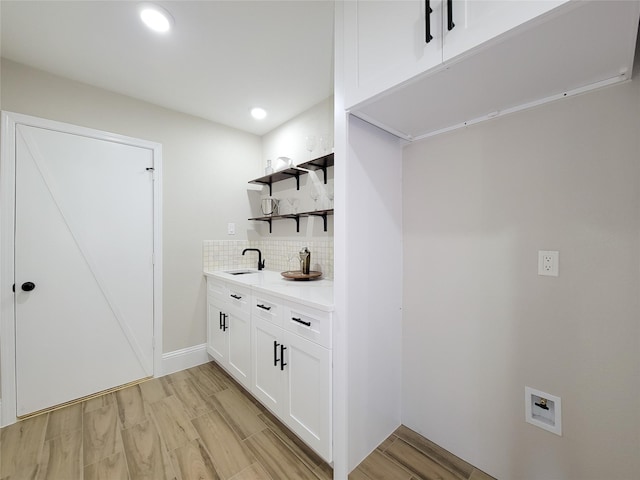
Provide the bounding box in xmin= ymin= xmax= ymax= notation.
xmin=280 ymin=345 xmax=287 ymax=371
xmin=230 ymin=294 xmax=242 ymax=300
xmin=274 ymin=340 xmax=280 ymax=366
xmin=447 ymin=0 xmax=455 ymax=31
xmin=291 ymin=317 xmax=311 ymax=327
xmin=222 ymin=313 xmax=228 ymax=332
xmin=257 ymin=304 xmax=271 ymax=311
xmin=425 ymin=0 xmax=433 ymax=43
xmin=219 ymin=311 xmax=223 ymax=330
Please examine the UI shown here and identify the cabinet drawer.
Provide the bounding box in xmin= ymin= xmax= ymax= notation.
xmin=252 ymin=292 xmax=284 ymax=327
xmin=226 ymin=284 xmax=251 ymax=314
xmin=283 ymin=302 xmax=332 ymax=349
xmin=207 ymin=277 xmax=227 ymax=302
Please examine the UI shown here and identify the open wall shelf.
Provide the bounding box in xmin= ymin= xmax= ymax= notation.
xmin=249 ymin=209 xmax=333 ymax=233
xmin=249 ymin=153 xmax=334 ymax=195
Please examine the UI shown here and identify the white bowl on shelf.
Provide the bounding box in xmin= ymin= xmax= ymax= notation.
xmin=274 ymin=156 xmax=293 ymax=171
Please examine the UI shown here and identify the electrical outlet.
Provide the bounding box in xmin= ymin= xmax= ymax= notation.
xmin=538 ymin=250 xmax=559 ymax=277
xmin=227 ymin=223 xmax=235 ymax=235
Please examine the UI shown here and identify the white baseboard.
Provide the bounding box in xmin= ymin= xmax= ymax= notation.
xmin=161 ymin=343 xmax=209 ymax=376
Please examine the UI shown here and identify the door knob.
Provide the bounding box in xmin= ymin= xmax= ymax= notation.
xmin=21 ymin=282 xmax=36 ymax=292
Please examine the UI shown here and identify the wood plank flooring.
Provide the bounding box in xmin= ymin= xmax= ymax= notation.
xmin=0 ymin=362 xmax=495 ymax=480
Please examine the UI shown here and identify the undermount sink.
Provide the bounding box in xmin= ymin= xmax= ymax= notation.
xmin=225 ymin=269 xmax=257 ymax=275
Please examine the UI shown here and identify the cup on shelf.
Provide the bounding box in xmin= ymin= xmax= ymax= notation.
xmin=261 ymin=196 xmax=279 ymax=216
xmin=286 ymin=197 xmax=298 ymax=214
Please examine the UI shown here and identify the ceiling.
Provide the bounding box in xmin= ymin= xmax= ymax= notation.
xmin=0 ymin=1 xmax=335 ymax=136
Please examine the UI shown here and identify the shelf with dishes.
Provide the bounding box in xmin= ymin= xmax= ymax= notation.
xmin=249 ymin=209 xmax=333 ymax=233
xmin=249 ymin=153 xmax=334 ymax=195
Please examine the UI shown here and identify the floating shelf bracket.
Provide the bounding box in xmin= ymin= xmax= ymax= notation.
xmin=281 ymin=171 xmax=302 ymax=190
xmin=308 ymin=210 xmax=330 ymax=232
xmin=283 ymin=215 xmax=301 ymax=233
xmin=250 ymin=217 xmax=272 ymax=233
xmin=305 ymin=161 xmax=328 ymax=184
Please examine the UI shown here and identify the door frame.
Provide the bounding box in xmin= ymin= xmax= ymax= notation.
xmin=0 ymin=111 xmax=163 ymax=426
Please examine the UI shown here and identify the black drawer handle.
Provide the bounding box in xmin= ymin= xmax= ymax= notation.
xmin=230 ymin=294 xmax=242 ymax=300
xmin=291 ymin=317 xmax=311 ymax=327
xmin=274 ymin=340 xmax=280 ymax=366
xmin=222 ymin=313 xmax=228 ymax=332
xmin=280 ymin=344 xmax=287 ymax=371
xmin=257 ymin=304 xmax=272 ymax=311
xmin=447 ymin=0 xmax=455 ymax=31
xmin=425 ymin=0 xmax=433 ymax=43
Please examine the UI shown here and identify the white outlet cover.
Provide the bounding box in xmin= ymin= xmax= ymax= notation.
xmin=538 ymin=250 xmax=559 ymax=276
xmin=525 ymin=386 xmax=562 ymax=436
xmin=227 ymin=222 xmax=236 ymax=235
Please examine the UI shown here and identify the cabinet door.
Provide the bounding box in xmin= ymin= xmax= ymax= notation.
xmin=344 ymin=0 xmax=443 ymax=108
xmin=206 ymin=297 xmax=226 ymax=363
xmin=283 ymin=331 xmax=332 ymax=462
xmin=227 ymin=311 xmax=251 ymax=389
xmin=442 ymin=0 xmax=568 ymax=62
xmin=251 ymin=318 xmax=285 ymax=415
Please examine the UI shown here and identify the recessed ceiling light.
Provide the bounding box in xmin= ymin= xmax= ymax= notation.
xmin=251 ymin=107 xmax=267 ymax=120
xmin=139 ymin=4 xmax=174 ymax=33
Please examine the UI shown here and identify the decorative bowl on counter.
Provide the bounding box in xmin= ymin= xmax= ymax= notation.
xmin=281 ymin=270 xmax=322 ymax=281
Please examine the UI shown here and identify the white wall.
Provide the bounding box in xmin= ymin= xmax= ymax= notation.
xmin=255 ymin=97 xmax=334 ymax=239
xmin=0 ymin=59 xmax=262 ymax=354
xmin=402 ymin=78 xmax=640 ymax=479
xmin=342 ymin=116 xmax=404 ymax=471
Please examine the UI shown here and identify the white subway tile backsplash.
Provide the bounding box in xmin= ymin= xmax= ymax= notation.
xmin=203 ymin=239 xmax=334 ymax=279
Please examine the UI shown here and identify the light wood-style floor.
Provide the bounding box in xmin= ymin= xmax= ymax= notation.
xmin=0 ymin=362 xmax=495 ymax=480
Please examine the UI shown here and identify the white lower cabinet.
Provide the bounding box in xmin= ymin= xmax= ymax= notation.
xmin=251 ymin=295 xmax=333 ymax=463
xmin=252 ymin=317 xmax=286 ymax=413
xmin=283 ymin=330 xmax=331 ymax=461
xmin=252 ymin=316 xmax=332 ymax=462
xmin=206 ymin=279 xmax=251 ymax=389
xmin=207 ymin=276 xmax=332 ymax=462
xmin=206 ymin=298 xmax=226 ymax=363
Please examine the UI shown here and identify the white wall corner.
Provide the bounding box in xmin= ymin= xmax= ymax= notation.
xmin=161 ymin=344 xmax=209 ymax=376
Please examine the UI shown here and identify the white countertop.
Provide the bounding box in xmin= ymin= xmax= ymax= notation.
xmin=203 ymin=269 xmax=334 ymax=312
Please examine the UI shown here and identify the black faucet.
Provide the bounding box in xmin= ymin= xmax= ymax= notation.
xmin=242 ymin=248 xmax=265 ymax=270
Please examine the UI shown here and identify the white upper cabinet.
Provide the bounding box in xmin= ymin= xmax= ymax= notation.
xmin=344 ymin=0 xmax=443 ymax=108
xmin=344 ymin=0 xmax=567 ymax=109
xmin=343 ymin=0 xmax=640 ymax=140
xmin=442 ymin=0 xmax=567 ymax=62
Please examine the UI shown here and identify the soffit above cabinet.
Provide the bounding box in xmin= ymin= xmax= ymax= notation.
xmin=349 ymin=1 xmax=640 ymax=141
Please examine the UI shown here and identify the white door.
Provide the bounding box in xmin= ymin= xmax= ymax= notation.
xmin=227 ymin=312 xmax=251 ymax=389
xmin=14 ymin=122 xmax=156 ymax=416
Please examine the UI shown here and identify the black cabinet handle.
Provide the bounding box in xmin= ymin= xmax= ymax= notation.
xmin=230 ymin=294 xmax=242 ymax=300
xmin=219 ymin=311 xmax=223 ymax=330
xmin=274 ymin=340 xmax=280 ymax=366
xmin=257 ymin=304 xmax=271 ymax=311
xmin=291 ymin=317 xmax=312 ymax=327
xmin=425 ymin=0 xmax=433 ymax=43
xmin=280 ymin=345 xmax=287 ymax=371
xmin=21 ymin=282 xmax=36 ymax=292
xmin=222 ymin=313 xmax=228 ymax=332
xmin=447 ymin=0 xmax=455 ymax=31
